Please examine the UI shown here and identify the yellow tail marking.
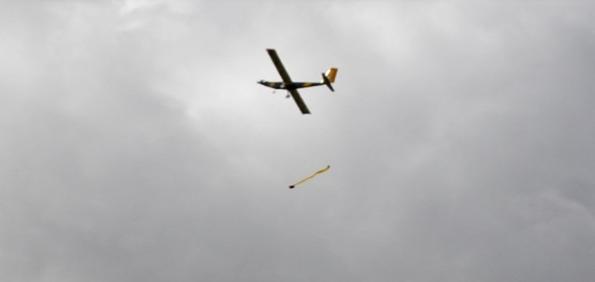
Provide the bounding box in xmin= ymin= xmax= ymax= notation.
xmin=325 ymin=68 xmax=338 ymax=83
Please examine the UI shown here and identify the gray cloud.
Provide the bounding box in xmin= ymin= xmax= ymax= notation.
xmin=1 ymin=1 xmax=594 ymax=282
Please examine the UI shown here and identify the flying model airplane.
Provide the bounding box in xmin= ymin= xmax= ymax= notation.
xmin=258 ymin=49 xmax=338 ymax=114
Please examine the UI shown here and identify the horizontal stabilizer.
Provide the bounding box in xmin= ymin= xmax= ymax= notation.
xmin=322 ymin=73 xmax=334 ymax=92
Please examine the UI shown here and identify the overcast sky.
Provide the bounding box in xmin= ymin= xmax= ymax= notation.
xmin=1 ymin=1 xmax=595 ymax=281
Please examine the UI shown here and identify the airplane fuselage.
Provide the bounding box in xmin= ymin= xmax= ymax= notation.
xmin=258 ymin=80 xmax=324 ymax=90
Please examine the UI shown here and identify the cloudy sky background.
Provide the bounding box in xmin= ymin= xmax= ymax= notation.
xmin=1 ymin=1 xmax=595 ymax=281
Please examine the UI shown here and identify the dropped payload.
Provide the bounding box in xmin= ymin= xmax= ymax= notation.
xmin=289 ymin=165 xmax=331 ymax=189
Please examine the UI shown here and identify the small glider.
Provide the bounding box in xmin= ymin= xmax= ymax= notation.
xmin=289 ymin=165 xmax=331 ymax=189
xmin=258 ymin=49 xmax=338 ymax=114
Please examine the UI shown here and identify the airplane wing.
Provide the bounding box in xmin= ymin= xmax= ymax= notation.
xmin=266 ymin=49 xmax=311 ymax=114
xmin=266 ymin=49 xmax=292 ymax=83
xmin=288 ymin=89 xmax=310 ymax=114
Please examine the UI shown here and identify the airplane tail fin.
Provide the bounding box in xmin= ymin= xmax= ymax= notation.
xmin=325 ymin=68 xmax=338 ymax=83
xmin=321 ymin=67 xmax=338 ymax=92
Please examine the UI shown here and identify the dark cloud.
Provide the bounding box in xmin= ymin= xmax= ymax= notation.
xmin=1 ymin=1 xmax=594 ymax=282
